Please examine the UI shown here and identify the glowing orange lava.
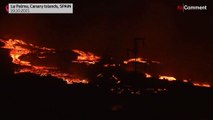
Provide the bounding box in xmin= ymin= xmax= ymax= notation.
xmin=0 ymin=39 xmax=88 ymax=84
xmin=145 ymin=73 xmax=152 ymax=78
xmin=72 ymin=49 xmax=100 ymax=65
xmin=183 ymin=79 xmax=189 ymax=83
xmin=192 ymin=82 xmax=211 ymax=88
xmin=123 ymin=57 xmax=161 ymax=65
xmin=1 ymin=39 xmax=31 ymax=66
xmin=159 ymin=75 xmax=176 ymax=81
xmin=123 ymin=57 xmax=147 ymax=64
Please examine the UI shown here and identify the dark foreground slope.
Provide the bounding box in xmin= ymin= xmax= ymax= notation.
xmin=0 ymin=72 xmax=212 ymax=120
xmin=0 ymin=45 xmax=212 ymax=120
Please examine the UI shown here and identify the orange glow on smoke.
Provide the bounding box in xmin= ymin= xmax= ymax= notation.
xmin=159 ymin=75 xmax=176 ymax=81
xmin=72 ymin=49 xmax=100 ymax=64
xmin=0 ymin=39 xmax=88 ymax=84
xmin=123 ymin=57 xmax=147 ymax=64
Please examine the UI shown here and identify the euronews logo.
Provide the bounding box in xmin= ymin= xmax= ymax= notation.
xmin=177 ymin=3 xmax=207 ymax=12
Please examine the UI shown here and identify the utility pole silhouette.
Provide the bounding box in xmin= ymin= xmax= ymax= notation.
xmin=126 ymin=38 xmax=144 ymax=72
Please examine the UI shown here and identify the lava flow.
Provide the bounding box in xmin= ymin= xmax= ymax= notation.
xmin=123 ymin=57 xmax=211 ymax=87
xmin=0 ymin=39 xmax=211 ymax=87
xmin=159 ymin=75 xmax=176 ymax=81
xmin=123 ymin=57 xmax=161 ymax=65
xmin=0 ymin=39 xmax=88 ymax=84
xmin=193 ymin=82 xmax=211 ymax=88
xmin=72 ymin=49 xmax=100 ymax=65
xmin=124 ymin=57 xmax=147 ymax=64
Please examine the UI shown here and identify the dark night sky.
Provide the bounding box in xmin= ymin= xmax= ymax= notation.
xmin=0 ymin=0 xmax=212 ymax=84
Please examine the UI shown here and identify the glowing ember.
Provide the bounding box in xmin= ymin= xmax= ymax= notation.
xmin=145 ymin=73 xmax=152 ymax=78
xmin=72 ymin=49 xmax=100 ymax=64
xmin=159 ymin=75 xmax=176 ymax=81
xmin=112 ymin=75 xmax=118 ymax=80
xmin=183 ymin=79 xmax=189 ymax=83
xmin=1 ymin=39 xmax=211 ymax=87
xmin=104 ymin=64 xmax=116 ymax=67
xmin=124 ymin=57 xmax=147 ymax=64
xmin=97 ymin=73 xmax=103 ymax=77
xmin=193 ymin=82 xmax=211 ymax=88
xmin=151 ymin=60 xmax=160 ymax=64
xmin=123 ymin=57 xmax=160 ymax=65
xmin=0 ymin=39 xmax=88 ymax=84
